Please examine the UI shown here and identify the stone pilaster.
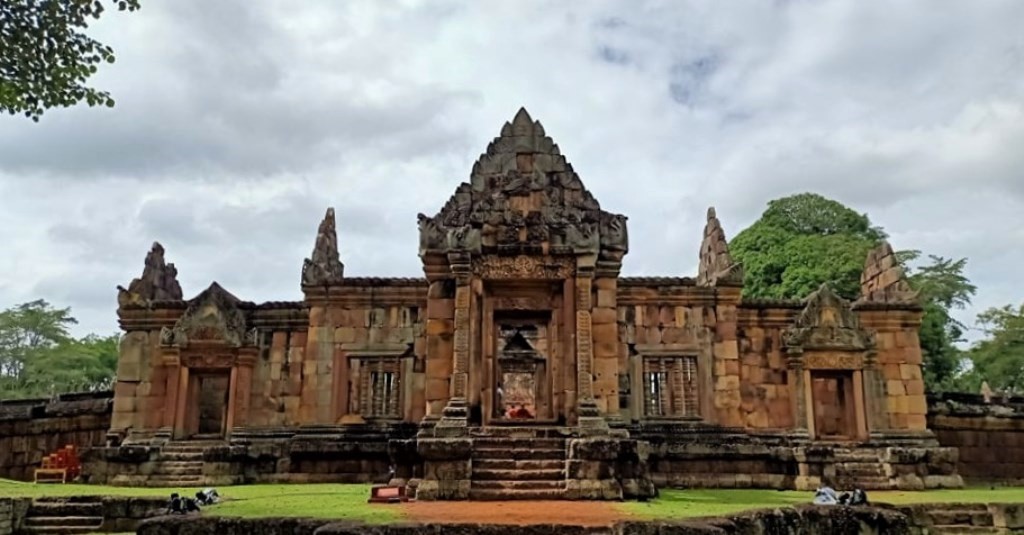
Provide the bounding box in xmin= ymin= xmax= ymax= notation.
xmin=787 ymin=351 xmax=809 ymax=436
xmin=575 ymin=264 xmax=608 ymax=433
xmin=434 ymin=253 xmax=471 ymax=436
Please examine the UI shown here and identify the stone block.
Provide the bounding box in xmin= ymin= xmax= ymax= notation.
xmin=425 ymin=378 xmax=450 ymax=401
xmin=887 ymin=380 xmax=906 ymax=396
xmin=425 ymin=355 xmax=452 ymax=378
xmin=592 ymin=323 xmax=617 ymax=345
xmin=715 ymin=375 xmax=739 ymax=391
xmin=426 ymin=298 xmax=455 ymax=320
xmin=900 ymin=364 xmax=922 ymax=380
xmin=906 ymin=413 xmax=927 ymax=429
xmin=715 ymin=341 xmax=739 ymax=360
xmin=889 ymin=395 xmax=909 ymax=414
xmin=592 ymin=307 xmax=617 ymax=325
xmin=907 ymin=394 xmax=927 ymax=415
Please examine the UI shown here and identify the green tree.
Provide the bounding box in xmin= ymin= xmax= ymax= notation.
xmin=1 ymin=0 xmax=140 ymax=121
xmin=0 ymin=300 xmax=119 ymax=399
xmin=901 ymin=253 xmax=977 ymax=392
xmin=967 ymin=304 xmax=1024 ymax=394
xmin=730 ymin=193 xmax=886 ymax=300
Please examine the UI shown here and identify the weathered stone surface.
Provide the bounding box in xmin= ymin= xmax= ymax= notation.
xmin=857 ymin=241 xmax=918 ymax=304
xmin=302 ymin=208 xmax=345 ymax=287
xmin=117 ymin=242 xmax=183 ymax=308
xmin=696 ymin=207 xmax=743 ymax=287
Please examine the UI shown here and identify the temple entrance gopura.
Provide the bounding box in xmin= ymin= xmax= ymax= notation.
xmin=96 ymin=108 xmax=962 ymax=497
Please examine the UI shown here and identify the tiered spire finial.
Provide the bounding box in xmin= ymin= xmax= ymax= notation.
xmin=117 ymin=242 xmax=183 ymax=308
xmin=696 ymin=207 xmax=743 ymax=286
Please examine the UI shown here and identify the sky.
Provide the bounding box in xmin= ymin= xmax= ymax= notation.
xmin=1 ymin=0 xmax=1022 ymax=342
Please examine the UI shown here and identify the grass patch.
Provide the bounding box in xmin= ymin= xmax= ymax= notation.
xmin=618 ymin=486 xmax=1024 ymax=519
xmin=0 ymin=480 xmax=399 ymax=524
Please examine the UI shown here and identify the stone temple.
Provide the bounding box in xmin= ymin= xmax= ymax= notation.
xmin=96 ymin=109 xmax=961 ymax=499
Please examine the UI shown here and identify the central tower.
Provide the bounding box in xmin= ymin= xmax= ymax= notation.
xmin=417 ymin=108 xmax=629 ymax=434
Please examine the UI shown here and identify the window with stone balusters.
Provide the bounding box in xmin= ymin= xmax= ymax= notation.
xmin=642 ymin=355 xmax=699 ymax=418
xmin=351 ymin=357 xmax=402 ymax=419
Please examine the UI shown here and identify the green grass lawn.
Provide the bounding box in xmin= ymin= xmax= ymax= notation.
xmin=3 ymin=479 xmax=1023 ymax=523
xmin=618 ymin=486 xmax=1024 ymax=519
xmin=0 ymin=480 xmax=398 ymax=524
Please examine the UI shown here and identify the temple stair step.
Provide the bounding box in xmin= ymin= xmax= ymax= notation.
xmin=928 ymin=507 xmax=995 ymax=527
xmin=472 ymin=468 xmax=565 ymax=481
xmin=929 ymin=527 xmax=1006 ymax=534
xmin=473 ymin=447 xmax=564 ymax=461
xmin=472 ymin=479 xmax=565 ymax=491
xmin=22 ymin=515 xmax=105 ymax=528
xmin=26 ymin=502 xmax=102 ymax=518
xmin=153 ymin=461 xmax=203 ymax=476
xmin=468 ymin=488 xmax=566 ymax=500
xmin=145 ymin=474 xmax=205 ymax=486
xmin=473 ymin=459 xmax=564 ymax=471
xmin=472 ymin=437 xmax=565 ymax=450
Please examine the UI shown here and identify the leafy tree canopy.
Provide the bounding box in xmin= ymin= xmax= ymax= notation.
xmin=967 ymin=304 xmax=1024 ymax=394
xmin=0 ymin=0 xmax=139 ymax=121
xmin=0 ymin=300 xmax=118 ymax=399
xmin=729 ymin=193 xmax=978 ymax=393
xmin=730 ymin=193 xmax=886 ymax=300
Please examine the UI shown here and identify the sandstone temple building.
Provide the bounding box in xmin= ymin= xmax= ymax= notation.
xmin=97 ymin=109 xmax=961 ymax=499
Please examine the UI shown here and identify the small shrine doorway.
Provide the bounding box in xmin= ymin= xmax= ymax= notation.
xmin=189 ymin=371 xmax=230 ymax=438
xmin=810 ymin=370 xmax=857 ymax=440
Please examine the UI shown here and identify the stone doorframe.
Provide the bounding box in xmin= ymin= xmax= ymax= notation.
xmin=159 ymin=344 xmax=257 ymax=440
xmin=796 ymin=352 xmax=870 ymax=441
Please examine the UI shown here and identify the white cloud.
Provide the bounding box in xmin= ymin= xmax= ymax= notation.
xmin=1 ymin=0 xmax=1022 ymax=342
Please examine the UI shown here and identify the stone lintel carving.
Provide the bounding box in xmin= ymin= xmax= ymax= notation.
xmin=117 ymin=242 xmax=183 ymax=308
xmin=418 ymin=108 xmax=628 ymax=262
xmin=803 ymin=353 xmax=865 ymax=370
xmin=696 ymin=207 xmax=743 ymax=286
xmin=160 ymin=282 xmax=252 ymax=349
xmin=302 ymin=208 xmax=345 ymax=287
xmin=472 ymin=255 xmax=573 ymax=280
xmin=783 ymin=283 xmax=875 ymax=352
xmin=857 ymin=241 xmax=919 ymax=305
xmin=181 ymin=353 xmax=237 ymax=369
xmin=493 ymin=296 xmax=551 ymax=311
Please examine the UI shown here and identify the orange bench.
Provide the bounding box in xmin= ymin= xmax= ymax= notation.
xmin=33 ymin=445 xmax=81 ymax=484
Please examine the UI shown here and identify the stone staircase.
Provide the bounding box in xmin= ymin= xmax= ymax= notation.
xmin=923 ymin=504 xmax=1004 ymax=534
xmin=145 ymin=440 xmax=216 ymax=487
xmin=18 ymin=500 xmax=104 ymax=534
xmin=469 ymin=429 xmax=568 ymax=500
xmin=830 ymin=447 xmax=892 ymax=490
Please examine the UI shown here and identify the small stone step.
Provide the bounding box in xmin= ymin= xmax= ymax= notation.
xmin=473 ymin=447 xmax=564 ymax=461
xmin=19 ymin=527 xmax=106 ymax=534
xmin=929 ymin=510 xmax=995 ymax=526
xmin=469 ymin=488 xmax=566 ymax=500
xmin=146 ymin=474 xmax=204 ymax=487
xmin=23 ymin=515 xmax=104 ymax=528
xmin=472 ymin=468 xmax=565 ymax=481
xmin=472 ymin=437 xmax=565 ymax=450
xmin=159 ymin=452 xmax=205 ymax=461
xmin=473 ymin=459 xmax=564 ymax=471
xmin=930 ymin=526 xmax=1005 ymax=534
xmin=472 ymin=479 xmax=565 ymax=491
xmin=153 ymin=462 xmax=203 ymax=476
xmin=27 ymin=502 xmax=103 ymax=517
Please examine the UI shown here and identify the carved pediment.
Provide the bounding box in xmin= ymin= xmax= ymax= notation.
xmin=418 ymin=108 xmax=628 ymax=261
xmin=783 ymin=284 xmax=875 ymax=352
xmin=696 ymin=207 xmax=743 ymax=286
xmin=117 ymin=242 xmax=183 ymax=308
xmin=160 ymin=282 xmax=251 ymax=348
xmin=302 ymin=208 xmax=345 ymax=287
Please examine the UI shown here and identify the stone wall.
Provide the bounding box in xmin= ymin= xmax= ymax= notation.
xmin=929 ymin=392 xmax=1024 ymax=483
xmin=138 ymin=504 xmax=1021 ymax=535
xmin=0 ymin=391 xmax=111 ymax=481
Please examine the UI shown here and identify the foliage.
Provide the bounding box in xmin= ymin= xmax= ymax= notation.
xmin=0 ymin=300 xmax=118 ymax=399
xmin=730 ymin=193 xmax=979 ymax=393
xmin=967 ymin=304 xmax=1024 ymax=394
xmin=900 ymin=252 xmax=977 ymax=392
xmin=0 ymin=0 xmax=140 ymax=121
xmin=730 ymin=193 xmax=886 ymax=300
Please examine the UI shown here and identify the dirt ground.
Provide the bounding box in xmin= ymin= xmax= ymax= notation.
xmin=401 ymin=500 xmax=631 ymax=526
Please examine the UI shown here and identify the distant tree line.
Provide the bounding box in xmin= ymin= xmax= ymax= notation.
xmin=0 ymin=300 xmax=118 ymax=399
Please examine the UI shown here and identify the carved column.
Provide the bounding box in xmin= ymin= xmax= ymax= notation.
xmin=863 ymin=349 xmax=888 ymax=435
xmin=435 ymin=253 xmax=471 ymax=436
xmin=162 ymin=351 xmax=181 ymax=431
xmin=575 ymin=264 xmax=607 ymax=433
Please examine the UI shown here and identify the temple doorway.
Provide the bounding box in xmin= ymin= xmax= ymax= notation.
xmin=493 ymin=322 xmax=550 ymax=423
xmin=810 ymin=371 xmax=856 ymax=440
xmin=189 ymin=372 xmax=230 ymax=438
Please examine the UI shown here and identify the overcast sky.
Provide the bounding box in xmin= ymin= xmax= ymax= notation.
xmin=1 ymin=1 xmax=1022 ymax=342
